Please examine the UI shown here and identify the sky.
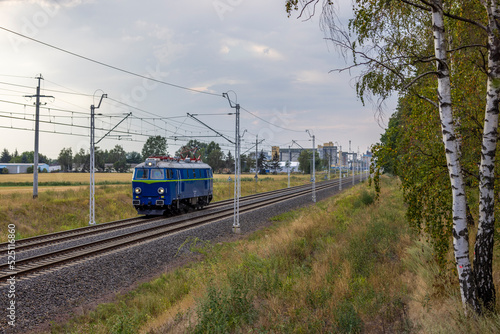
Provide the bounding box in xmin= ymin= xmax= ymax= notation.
xmin=0 ymin=0 xmax=396 ymax=160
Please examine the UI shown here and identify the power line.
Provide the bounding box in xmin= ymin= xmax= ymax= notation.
xmin=0 ymin=26 xmax=222 ymax=98
xmin=0 ymin=74 xmax=33 ymax=79
xmin=0 ymin=98 xmax=92 ymax=116
xmin=240 ymin=106 xmax=303 ymax=133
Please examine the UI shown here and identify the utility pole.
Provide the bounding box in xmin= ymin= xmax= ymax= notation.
xmin=89 ymin=93 xmax=107 ymax=225
xmin=288 ymin=145 xmax=291 ymax=188
xmin=255 ymin=135 xmax=258 ymax=182
xmin=223 ymin=92 xmax=241 ymax=234
xmin=350 ymin=140 xmax=354 ymax=186
xmin=306 ymin=130 xmax=316 ymax=203
xmin=358 ymin=146 xmax=361 ymax=182
xmin=328 ymin=152 xmax=331 ymax=180
xmin=339 ymin=145 xmax=342 ymax=191
xmin=24 ymin=74 xmax=53 ymax=199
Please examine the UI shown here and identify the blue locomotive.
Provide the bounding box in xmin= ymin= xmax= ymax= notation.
xmin=132 ymin=156 xmax=213 ymax=215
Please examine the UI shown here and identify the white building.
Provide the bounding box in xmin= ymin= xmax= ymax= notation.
xmin=0 ymin=163 xmax=50 ymax=174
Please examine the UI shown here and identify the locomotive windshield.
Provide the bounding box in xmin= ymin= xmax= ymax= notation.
xmin=135 ymin=169 xmax=149 ymax=179
xmin=151 ymin=169 xmax=165 ymax=180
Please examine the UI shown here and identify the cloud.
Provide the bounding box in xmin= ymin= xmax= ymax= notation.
xmin=293 ymin=70 xmax=333 ymax=85
xmin=219 ymin=38 xmax=284 ymax=61
xmin=0 ymin=0 xmax=393 ymax=159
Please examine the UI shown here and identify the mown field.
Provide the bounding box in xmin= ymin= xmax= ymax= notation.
xmin=0 ymin=172 xmax=322 ymax=242
xmin=43 ymin=176 xmax=500 ymax=333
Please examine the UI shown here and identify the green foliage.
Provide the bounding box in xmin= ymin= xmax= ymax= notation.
xmin=1 ymin=148 xmax=11 ymax=163
xmin=358 ymin=189 xmax=375 ymax=206
xmin=335 ymin=300 xmax=363 ymax=334
xmin=257 ymin=149 xmax=268 ymax=174
xmin=298 ymin=149 xmax=320 ymax=174
xmin=58 ymin=147 xmax=73 ymax=172
xmin=141 ymin=135 xmax=168 ymax=159
xmin=191 ymin=276 xmax=256 ymax=334
xmin=126 ymin=151 xmax=142 ymax=164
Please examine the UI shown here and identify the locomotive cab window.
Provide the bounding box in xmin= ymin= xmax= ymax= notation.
xmin=151 ymin=169 xmax=164 ymax=180
xmin=135 ymin=169 xmax=149 ymax=179
xmin=166 ymin=169 xmax=173 ymax=179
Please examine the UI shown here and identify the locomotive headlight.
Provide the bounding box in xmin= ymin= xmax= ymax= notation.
xmin=157 ymin=187 xmax=165 ymax=194
xmin=134 ymin=187 xmax=142 ymax=194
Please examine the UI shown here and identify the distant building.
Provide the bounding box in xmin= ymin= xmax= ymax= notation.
xmin=271 ymin=146 xmax=280 ymax=160
xmin=49 ymin=165 xmax=61 ymax=172
xmin=317 ymin=142 xmax=338 ymax=165
xmin=0 ymin=163 xmax=49 ymax=174
xmin=279 ymin=148 xmax=303 ymax=162
xmin=340 ymin=152 xmax=349 ymax=167
xmin=279 ymin=161 xmax=299 ymax=172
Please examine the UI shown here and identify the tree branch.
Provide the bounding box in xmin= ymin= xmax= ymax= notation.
xmin=416 ymin=0 xmax=488 ymax=31
xmin=414 ymin=92 xmax=439 ymax=108
xmin=403 ymin=71 xmax=440 ymax=90
xmin=296 ymin=0 xmax=321 ymax=20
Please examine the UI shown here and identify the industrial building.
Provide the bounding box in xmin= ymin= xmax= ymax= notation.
xmin=0 ymin=163 xmax=50 ymax=174
xmin=279 ymin=147 xmax=303 ymax=162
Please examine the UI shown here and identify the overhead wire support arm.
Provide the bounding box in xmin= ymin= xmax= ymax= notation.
xmin=186 ymin=113 xmax=234 ymax=144
xmin=242 ymin=139 xmax=265 ymax=155
xmin=292 ymin=139 xmax=304 ymax=149
xmin=95 ymin=112 xmax=132 ymax=145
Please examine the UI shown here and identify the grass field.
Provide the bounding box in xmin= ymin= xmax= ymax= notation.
xmin=0 ymin=172 xmax=322 ymax=242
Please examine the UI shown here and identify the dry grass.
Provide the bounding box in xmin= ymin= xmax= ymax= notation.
xmin=46 ymin=176 xmax=413 ymax=333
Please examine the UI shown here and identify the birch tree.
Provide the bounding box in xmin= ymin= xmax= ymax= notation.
xmin=285 ymin=0 xmax=498 ymax=313
xmin=474 ymin=0 xmax=500 ymax=310
xmin=428 ymin=0 xmax=478 ymax=312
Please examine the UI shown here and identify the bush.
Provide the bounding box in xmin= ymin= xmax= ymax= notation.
xmin=0 ymin=168 xmax=8 ymax=174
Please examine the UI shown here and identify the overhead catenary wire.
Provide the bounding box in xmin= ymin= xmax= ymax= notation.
xmin=0 ymin=28 xmax=313 ymax=156
xmin=0 ymin=27 xmax=222 ymax=98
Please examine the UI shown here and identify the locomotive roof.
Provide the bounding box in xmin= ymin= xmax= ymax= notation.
xmin=135 ymin=159 xmax=212 ymax=169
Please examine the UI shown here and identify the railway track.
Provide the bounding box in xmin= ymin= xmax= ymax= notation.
xmin=0 ymin=175 xmax=366 ymax=281
xmin=0 ymin=180 xmax=316 ymax=254
xmin=0 ymin=177 xmax=345 ymax=253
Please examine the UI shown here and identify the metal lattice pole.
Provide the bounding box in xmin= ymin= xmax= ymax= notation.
xmin=288 ymin=145 xmax=291 ymax=188
xmin=24 ymin=74 xmax=53 ymax=199
xmin=89 ymin=104 xmax=95 ymax=225
xmin=89 ymin=93 xmax=107 ymax=225
xmin=306 ymin=130 xmax=316 ymax=203
xmin=233 ymin=103 xmax=241 ymax=233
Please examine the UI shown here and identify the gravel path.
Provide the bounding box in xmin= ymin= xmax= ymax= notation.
xmin=0 ymin=178 xmax=364 ymax=333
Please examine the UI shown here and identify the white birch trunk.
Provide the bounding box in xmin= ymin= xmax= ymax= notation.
xmin=474 ymin=0 xmax=500 ymax=310
xmin=431 ymin=0 xmax=479 ymax=313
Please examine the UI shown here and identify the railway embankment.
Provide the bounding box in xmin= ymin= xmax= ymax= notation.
xmin=6 ymin=176 xmax=498 ymax=333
